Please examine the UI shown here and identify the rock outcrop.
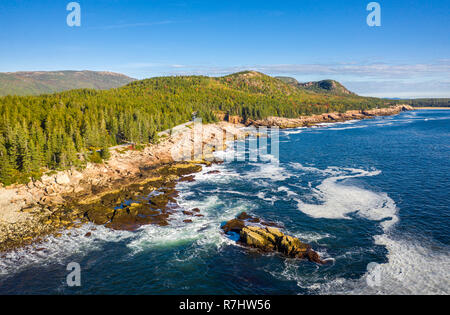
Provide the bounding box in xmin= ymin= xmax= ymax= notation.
xmin=222 ymin=213 xmax=325 ymax=264
xmin=246 ymin=105 xmax=414 ymax=129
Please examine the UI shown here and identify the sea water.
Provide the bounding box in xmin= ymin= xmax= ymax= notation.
xmin=0 ymin=110 xmax=449 ymax=294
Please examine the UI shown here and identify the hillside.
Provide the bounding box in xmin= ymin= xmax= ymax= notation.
xmin=0 ymin=71 xmax=136 ymax=96
xmin=221 ymin=71 xmax=298 ymax=95
xmin=276 ymin=76 xmax=355 ymax=96
xmin=0 ymin=70 xmax=393 ymax=185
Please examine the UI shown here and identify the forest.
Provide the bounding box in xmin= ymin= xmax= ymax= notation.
xmin=0 ymin=71 xmax=393 ymax=185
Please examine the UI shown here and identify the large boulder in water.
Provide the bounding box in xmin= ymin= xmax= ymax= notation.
xmin=278 ymin=235 xmax=310 ymax=258
xmin=240 ymin=226 xmax=276 ymax=251
xmin=222 ymin=213 xmax=325 ymax=264
xmin=222 ymin=218 xmax=246 ymax=233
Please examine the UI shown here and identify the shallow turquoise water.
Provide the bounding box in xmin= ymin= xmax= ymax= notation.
xmin=0 ymin=110 xmax=449 ymax=294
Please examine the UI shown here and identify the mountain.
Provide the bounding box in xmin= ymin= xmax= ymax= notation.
xmin=0 ymin=71 xmax=136 ymax=96
xmin=276 ymin=76 xmax=355 ymax=96
xmin=221 ymin=71 xmax=299 ymax=95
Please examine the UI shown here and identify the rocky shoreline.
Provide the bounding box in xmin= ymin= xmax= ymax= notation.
xmin=221 ymin=104 xmax=414 ymax=128
xmin=0 ymin=122 xmax=246 ymax=252
xmin=0 ymin=105 xmax=414 ymax=253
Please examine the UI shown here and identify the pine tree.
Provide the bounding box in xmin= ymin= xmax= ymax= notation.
xmin=0 ymin=144 xmax=14 ymax=186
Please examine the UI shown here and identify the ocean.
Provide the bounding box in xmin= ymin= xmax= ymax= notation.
xmin=0 ymin=109 xmax=449 ymax=294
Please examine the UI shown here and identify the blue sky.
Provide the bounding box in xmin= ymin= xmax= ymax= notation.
xmin=0 ymin=0 xmax=449 ymax=97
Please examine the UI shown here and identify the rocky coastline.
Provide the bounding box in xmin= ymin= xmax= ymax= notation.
xmin=221 ymin=104 xmax=414 ymax=128
xmin=0 ymin=122 xmax=246 ymax=252
xmin=0 ymin=105 xmax=414 ymax=254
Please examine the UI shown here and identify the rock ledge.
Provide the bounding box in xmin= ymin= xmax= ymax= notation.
xmin=222 ymin=213 xmax=325 ymax=264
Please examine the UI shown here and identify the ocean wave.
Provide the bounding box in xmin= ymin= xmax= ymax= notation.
xmin=326 ymin=125 xmax=369 ymax=131
xmin=291 ymin=231 xmax=333 ymax=243
xmin=255 ymin=191 xmax=277 ymax=204
xmin=283 ymin=163 xmax=449 ymax=294
xmin=127 ymin=192 xmax=256 ymax=256
xmin=317 ymin=235 xmax=450 ymax=295
xmin=243 ymin=162 xmax=290 ymax=181
xmin=277 ymin=186 xmax=298 ymax=197
xmin=282 ymin=128 xmax=305 ymax=135
xmin=293 ymin=165 xmax=398 ymax=229
xmin=0 ymin=224 xmax=134 ymax=279
xmin=269 ymin=231 xmax=449 ymax=295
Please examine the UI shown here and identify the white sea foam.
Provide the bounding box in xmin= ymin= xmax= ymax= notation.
xmin=256 ymin=191 xmax=277 ymax=204
xmin=290 ymin=162 xmax=341 ymax=176
xmin=366 ymin=235 xmax=450 ymax=295
xmin=285 ymin=163 xmax=449 ymax=294
xmin=314 ymin=122 xmax=339 ymax=127
xmin=127 ymin=190 xmax=256 ymax=256
xmin=291 ymin=231 xmax=333 ymax=243
xmin=316 ymin=235 xmax=450 ymax=295
xmin=273 ymin=217 xmax=450 ymax=295
xmin=327 ymin=125 xmax=369 ymax=131
xmin=293 ymin=166 xmax=398 ymax=229
xmin=277 ymin=186 xmax=298 ymax=197
xmin=3 ymin=113 xmax=448 ymax=294
xmin=0 ymin=161 xmax=249 ymax=277
xmin=183 ymin=163 xmax=240 ymax=185
xmin=0 ymin=224 xmax=134 ymax=278
xmin=282 ymin=128 xmax=305 ymax=135
xmin=245 ymin=161 xmax=291 ymax=181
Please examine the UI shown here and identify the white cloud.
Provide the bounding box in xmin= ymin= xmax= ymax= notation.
xmin=163 ymin=62 xmax=450 ymax=79
xmin=115 ymin=60 xmax=450 ymax=98
xmin=346 ymin=80 xmax=450 ymax=98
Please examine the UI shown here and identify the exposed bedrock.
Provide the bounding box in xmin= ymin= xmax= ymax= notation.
xmin=222 ymin=212 xmax=325 ymax=264
xmin=0 ymin=162 xmax=205 ymax=252
xmin=245 ymin=105 xmax=414 ymax=129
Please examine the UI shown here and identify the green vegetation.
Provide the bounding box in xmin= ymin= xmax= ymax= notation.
xmin=276 ymin=76 xmax=355 ymax=96
xmin=88 ymin=151 xmax=104 ymax=164
xmin=0 ymin=71 xmax=135 ymax=96
xmin=0 ymin=70 xmax=394 ymax=185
